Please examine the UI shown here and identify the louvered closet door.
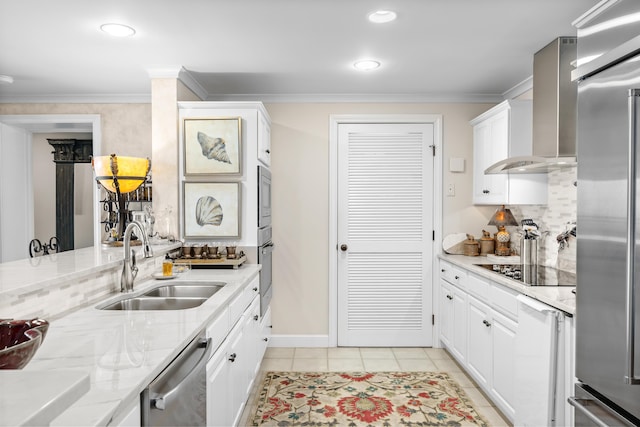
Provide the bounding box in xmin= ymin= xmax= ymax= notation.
xmin=337 ymin=123 xmax=434 ymax=347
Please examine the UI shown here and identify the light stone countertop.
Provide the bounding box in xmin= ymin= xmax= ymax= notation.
xmin=0 ymin=370 xmax=90 ymax=427
xmin=0 ymin=240 xmax=180 ymax=298
xmin=14 ymin=265 xmax=261 ymax=427
xmin=439 ymin=254 xmax=576 ymax=315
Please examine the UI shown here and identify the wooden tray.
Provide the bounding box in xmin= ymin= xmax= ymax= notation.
xmin=174 ymin=255 xmax=246 ymax=269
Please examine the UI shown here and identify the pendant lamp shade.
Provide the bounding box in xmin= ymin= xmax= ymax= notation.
xmin=92 ymin=154 xmax=150 ymax=194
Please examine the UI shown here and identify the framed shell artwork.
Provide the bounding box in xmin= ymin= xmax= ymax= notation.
xmin=183 ymin=117 xmax=242 ymax=176
xmin=183 ymin=182 xmax=241 ymax=238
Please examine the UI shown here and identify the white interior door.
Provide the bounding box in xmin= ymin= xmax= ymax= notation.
xmin=337 ymin=123 xmax=434 ymax=347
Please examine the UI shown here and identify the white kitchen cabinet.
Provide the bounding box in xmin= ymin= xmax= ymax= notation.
xmin=470 ymin=100 xmax=547 ymax=205
xmin=438 ymin=259 xmax=523 ymax=422
xmin=466 ymin=295 xmax=492 ymax=389
xmin=206 ymin=339 xmax=231 ymax=427
xmin=257 ymin=110 xmax=271 ymax=167
xmin=490 ymin=309 xmax=517 ymax=419
xmin=205 ymin=274 xmax=265 ymax=427
xmin=439 ymin=279 xmax=468 ymax=364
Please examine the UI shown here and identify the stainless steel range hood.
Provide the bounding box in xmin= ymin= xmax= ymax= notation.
xmin=486 ymin=37 xmax=577 ymax=174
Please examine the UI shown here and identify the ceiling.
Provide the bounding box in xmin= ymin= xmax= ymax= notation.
xmin=0 ymin=0 xmax=600 ymax=103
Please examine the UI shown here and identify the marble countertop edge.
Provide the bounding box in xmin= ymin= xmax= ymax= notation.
xmin=439 ymin=253 xmax=576 ymax=315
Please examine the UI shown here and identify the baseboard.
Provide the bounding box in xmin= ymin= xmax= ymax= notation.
xmin=268 ymin=334 xmax=330 ymax=348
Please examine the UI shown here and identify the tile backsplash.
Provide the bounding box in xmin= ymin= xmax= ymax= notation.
xmin=509 ymin=167 xmax=577 ymax=272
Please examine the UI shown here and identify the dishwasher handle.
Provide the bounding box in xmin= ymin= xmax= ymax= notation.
xmin=150 ymin=337 xmax=213 ymax=411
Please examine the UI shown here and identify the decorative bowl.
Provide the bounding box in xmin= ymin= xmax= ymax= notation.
xmin=0 ymin=319 xmax=49 ymax=369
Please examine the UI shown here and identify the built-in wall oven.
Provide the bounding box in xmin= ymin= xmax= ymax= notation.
xmin=257 ymin=165 xmax=273 ymax=317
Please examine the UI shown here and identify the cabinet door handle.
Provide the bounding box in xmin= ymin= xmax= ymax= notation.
xmin=483 ymin=189 xmax=490 ymax=194
xmin=253 ymin=287 xmax=258 ymax=292
xmin=254 ymin=315 xmax=259 ymax=321
xmin=454 ymin=275 xmax=460 ymax=280
xmin=446 ymin=294 xmax=453 ymax=300
xmin=482 ymin=320 xmax=491 ymax=327
xmin=441 ymin=268 xmax=445 ymax=273
xmin=229 ymin=353 xmax=237 ymax=362
xmin=263 ymin=338 xmax=268 ymax=342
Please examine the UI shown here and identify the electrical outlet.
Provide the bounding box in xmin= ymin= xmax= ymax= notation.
xmin=447 ymin=183 xmax=455 ymax=197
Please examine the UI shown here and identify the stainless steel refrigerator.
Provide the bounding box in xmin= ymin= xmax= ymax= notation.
xmin=571 ymin=1 xmax=640 ymax=425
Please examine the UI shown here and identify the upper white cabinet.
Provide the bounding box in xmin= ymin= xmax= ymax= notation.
xmin=470 ymin=100 xmax=547 ymax=205
xmin=257 ymin=111 xmax=271 ymax=167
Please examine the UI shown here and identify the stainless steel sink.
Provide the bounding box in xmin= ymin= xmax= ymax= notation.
xmin=98 ymin=297 xmax=208 ymax=311
xmin=142 ymin=282 xmax=224 ymax=298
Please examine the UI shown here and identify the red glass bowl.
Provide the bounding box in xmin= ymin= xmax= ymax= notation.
xmin=0 ymin=319 xmax=49 ymax=369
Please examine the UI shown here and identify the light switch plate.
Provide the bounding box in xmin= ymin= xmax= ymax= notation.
xmin=447 ymin=183 xmax=455 ymax=197
xmin=449 ymin=157 xmax=465 ymax=173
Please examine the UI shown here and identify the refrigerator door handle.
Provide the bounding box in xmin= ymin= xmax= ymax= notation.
xmin=626 ymin=89 xmax=640 ymax=385
xmin=568 ymin=397 xmax=614 ymax=427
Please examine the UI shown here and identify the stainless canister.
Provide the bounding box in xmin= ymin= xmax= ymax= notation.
xmin=520 ymin=238 xmax=538 ymax=266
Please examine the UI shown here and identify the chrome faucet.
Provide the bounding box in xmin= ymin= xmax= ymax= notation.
xmin=121 ymin=221 xmax=153 ymax=292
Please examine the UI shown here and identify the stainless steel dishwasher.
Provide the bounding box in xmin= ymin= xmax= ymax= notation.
xmin=141 ymin=332 xmax=212 ymax=426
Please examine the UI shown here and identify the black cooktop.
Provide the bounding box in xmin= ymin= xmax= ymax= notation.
xmin=473 ymin=264 xmax=576 ymax=287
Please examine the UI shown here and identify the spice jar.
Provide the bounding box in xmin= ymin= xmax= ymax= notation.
xmin=463 ymin=234 xmax=480 ymax=257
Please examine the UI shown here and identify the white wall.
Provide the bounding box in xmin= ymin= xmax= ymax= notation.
xmin=265 ymin=102 xmax=497 ymax=337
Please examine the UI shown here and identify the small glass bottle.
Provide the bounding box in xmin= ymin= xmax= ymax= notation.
xmin=162 ymin=254 xmax=174 ymax=277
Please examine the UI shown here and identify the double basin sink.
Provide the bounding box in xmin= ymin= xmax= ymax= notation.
xmin=97 ymin=281 xmax=225 ymax=311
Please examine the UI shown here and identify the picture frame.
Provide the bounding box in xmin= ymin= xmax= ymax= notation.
xmin=183 ymin=117 xmax=242 ymax=176
xmin=183 ymin=182 xmax=241 ymax=238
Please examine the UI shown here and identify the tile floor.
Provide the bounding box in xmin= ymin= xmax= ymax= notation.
xmin=239 ymin=347 xmax=512 ymax=426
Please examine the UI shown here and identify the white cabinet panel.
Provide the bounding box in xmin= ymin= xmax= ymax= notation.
xmin=470 ymin=100 xmax=547 ymax=205
xmin=491 ymin=310 xmax=517 ymax=420
xmin=466 ymin=296 xmax=492 ymax=389
xmin=206 ymin=340 xmax=231 ymax=427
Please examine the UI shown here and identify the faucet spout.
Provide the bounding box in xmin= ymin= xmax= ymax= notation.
xmin=121 ymin=221 xmax=154 ymax=292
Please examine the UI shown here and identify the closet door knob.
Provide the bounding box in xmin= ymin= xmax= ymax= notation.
xmin=340 ymin=244 xmax=348 ymax=251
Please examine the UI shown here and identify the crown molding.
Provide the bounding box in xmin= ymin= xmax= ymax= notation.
xmin=0 ymin=94 xmax=151 ymax=104
xmin=204 ymin=92 xmax=504 ymax=104
xmin=147 ymin=66 xmax=208 ymax=101
xmin=502 ymin=76 xmax=533 ymax=100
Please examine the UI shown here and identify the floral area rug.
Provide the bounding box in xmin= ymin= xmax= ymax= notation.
xmin=250 ymin=371 xmax=489 ymax=426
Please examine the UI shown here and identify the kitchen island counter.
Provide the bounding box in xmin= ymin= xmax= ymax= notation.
xmin=439 ymin=254 xmax=576 ymax=314
xmin=10 ymin=265 xmax=260 ymax=426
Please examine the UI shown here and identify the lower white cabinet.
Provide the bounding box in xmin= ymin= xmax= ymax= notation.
xmin=205 ymin=275 xmax=268 ymax=427
xmin=439 ymin=279 xmax=467 ymax=364
xmin=439 ymin=267 xmax=519 ymax=422
xmin=206 ymin=339 xmax=231 ymax=427
xmin=490 ymin=308 xmax=517 ymax=417
xmin=466 ymin=296 xmax=492 ymax=389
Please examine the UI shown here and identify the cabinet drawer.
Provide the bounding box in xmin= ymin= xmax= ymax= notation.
xmin=206 ymin=307 xmax=230 ymax=351
xmin=490 ymin=284 xmax=519 ymax=320
xmin=467 ymin=274 xmax=490 ymax=300
xmin=230 ymin=275 xmax=260 ymax=324
xmin=440 ymin=260 xmax=467 ymax=288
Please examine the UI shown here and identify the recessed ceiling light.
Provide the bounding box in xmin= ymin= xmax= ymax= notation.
xmin=100 ymin=23 xmax=136 ymax=37
xmin=0 ymin=75 xmax=13 ymax=84
xmin=354 ymin=60 xmax=381 ymax=71
xmin=368 ymin=10 xmax=397 ymax=23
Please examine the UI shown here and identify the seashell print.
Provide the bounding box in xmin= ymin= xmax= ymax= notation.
xmin=195 ymin=196 xmax=223 ymax=226
xmin=197 ymin=131 xmax=231 ymax=164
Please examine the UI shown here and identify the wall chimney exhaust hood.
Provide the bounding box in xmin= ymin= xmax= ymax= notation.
xmin=486 ymin=37 xmax=577 ymax=174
